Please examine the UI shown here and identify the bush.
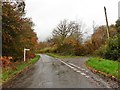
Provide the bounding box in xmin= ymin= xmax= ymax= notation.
xmin=95 ymin=35 xmax=119 ymax=61
xmin=38 ymin=47 xmax=57 ymax=53
xmin=104 ymin=36 xmax=119 ymax=60
xmin=26 ymin=53 xmax=35 ymax=59
xmin=56 ymin=44 xmax=75 ymax=55
xmin=74 ymin=44 xmax=86 ymax=56
xmin=95 ymin=44 xmax=107 ymax=57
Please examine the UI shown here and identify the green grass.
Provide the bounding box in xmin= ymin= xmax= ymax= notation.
xmin=86 ymin=57 xmax=120 ymax=78
xmin=1 ymin=55 xmax=40 ymax=82
xmin=46 ymin=53 xmax=81 ymax=59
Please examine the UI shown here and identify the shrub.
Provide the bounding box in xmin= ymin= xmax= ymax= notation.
xmin=56 ymin=44 xmax=75 ymax=55
xmin=0 ymin=56 xmax=18 ymax=70
xmin=104 ymin=36 xmax=119 ymax=60
xmin=74 ymin=44 xmax=86 ymax=56
xmin=95 ymin=44 xmax=107 ymax=57
xmin=38 ymin=47 xmax=57 ymax=53
xmin=95 ymin=35 xmax=119 ymax=61
xmin=26 ymin=53 xmax=35 ymax=59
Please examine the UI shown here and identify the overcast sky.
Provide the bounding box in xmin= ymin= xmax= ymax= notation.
xmin=25 ymin=0 xmax=119 ymax=41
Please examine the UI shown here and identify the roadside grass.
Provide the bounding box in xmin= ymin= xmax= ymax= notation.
xmin=86 ymin=57 xmax=119 ymax=78
xmin=46 ymin=53 xmax=82 ymax=59
xmin=1 ymin=55 xmax=40 ymax=82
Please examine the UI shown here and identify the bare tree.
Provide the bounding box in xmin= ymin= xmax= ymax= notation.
xmin=52 ymin=19 xmax=69 ymax=38
xmin=52 ymin=19 xmax=83 ymax=43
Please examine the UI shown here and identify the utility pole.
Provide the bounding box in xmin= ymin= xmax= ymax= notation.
xmin=104 ymin=6 xmax=110 ymax=39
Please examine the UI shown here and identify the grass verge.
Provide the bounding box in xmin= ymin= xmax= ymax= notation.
xmin=46 ymin=53 xmax=81 ymax=59
xmin=1 ymin=55 xmax=40 ymax=83
xmin=86 ymin=57 xmax=120 ymax=78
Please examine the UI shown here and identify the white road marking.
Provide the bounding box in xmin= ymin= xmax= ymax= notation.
xmin=85 ymin=76 xmax=90 ymax=78
xmin=85 ymin=71 xmax=88 ymax=72
xmin=73 ymin=68 xmax=78 ymax=71
xmin=69 ymin=63 xmax=88 ymax=73
xmin=58 ymin=59 xmax=87 ymax=77
xmin=81 ymin=73 xmax=86 ymax=76
xmin=76 ymin=70 xmax=81 ymax=73
xmin=69 ymin=63 xmax=82 ymax=69
xmin=56 ymin=58 xmax=111 ymax=88
xmin=81 ymin=68 xmax=85 ymax=71
xmin=55 ymin=58 xmax=111 ymax=88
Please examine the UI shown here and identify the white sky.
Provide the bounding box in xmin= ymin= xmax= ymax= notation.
xmin=25 ymin=0 xmax=119 ymax=41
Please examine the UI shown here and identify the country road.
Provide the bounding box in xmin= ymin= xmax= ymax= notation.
xmin=3 ymin=54 xmax=115 ymax=88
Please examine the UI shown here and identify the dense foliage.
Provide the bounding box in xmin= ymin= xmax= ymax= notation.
xmin=96 ymin=35 xmax=119 ymax=60
xmin=51 ymin=20 xmax=83 ymax=56
xmin=39 ymin=19 xmax=119 ymax=61
xmin=0 ymin=1 xmax=2 ymax=56
xmin=2 ymin=1 xmax=38 ymax=61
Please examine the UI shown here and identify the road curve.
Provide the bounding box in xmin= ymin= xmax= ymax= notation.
xmin=3 ymin=54 xmax=110 ymax=88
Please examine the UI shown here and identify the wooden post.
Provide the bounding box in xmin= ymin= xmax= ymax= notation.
xmin=104 ymin=6 xmax=110 ymax=39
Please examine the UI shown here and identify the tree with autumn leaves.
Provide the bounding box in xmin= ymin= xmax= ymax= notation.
xmin=0 ymin=1 xmax=2 ymax=56
xmin=40 ymin=19 xmax=119 ymax=61
xmin=47 ymin=19 xmax=84 ymax=56
xmin=2 ymin=1 xmax=38 ymax=61
xmin=83 ymin=22 xmax=119 ymax=61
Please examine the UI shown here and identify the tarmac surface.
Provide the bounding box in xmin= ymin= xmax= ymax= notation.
xmin=3 ymin=54 xmax=117 ymax=88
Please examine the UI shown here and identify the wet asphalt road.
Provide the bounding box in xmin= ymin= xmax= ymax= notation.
xmin=3 ymin=54 xmax=112 ymax=88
